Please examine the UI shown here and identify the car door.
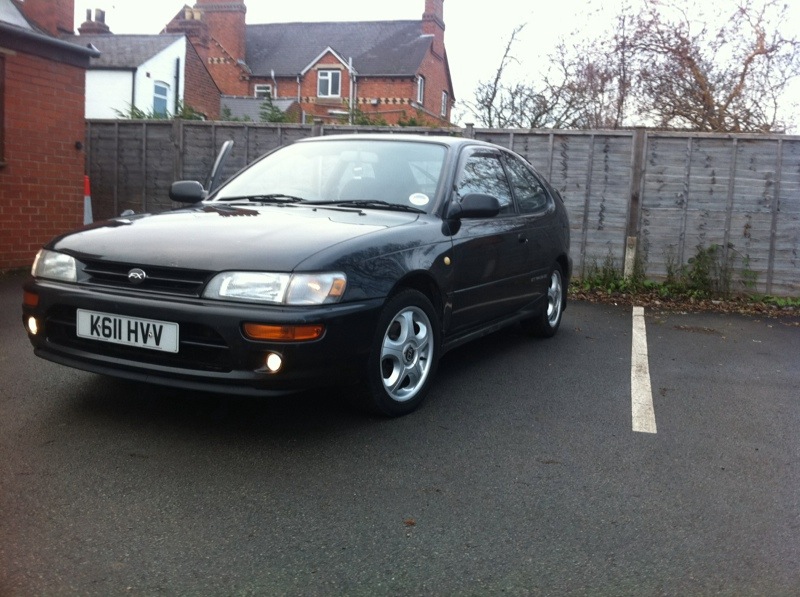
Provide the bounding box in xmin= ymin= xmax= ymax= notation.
xmin=448 ymin=147 xmax=533 ymax=333
xmin=502 ymin=152 xmax=558 ymax=303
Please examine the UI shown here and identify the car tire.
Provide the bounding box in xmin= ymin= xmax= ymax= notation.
xmin=361 ymin=289 xmax=440 ymax=417
xmin=522 ymin=263 xmax=565 ymax=338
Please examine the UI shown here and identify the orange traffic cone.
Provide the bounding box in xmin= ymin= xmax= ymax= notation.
xmin=83 ymin=175 xmax=93 ymax=225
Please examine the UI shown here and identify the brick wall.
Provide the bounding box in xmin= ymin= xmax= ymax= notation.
xmin=273 ymin=51 xmax=449 ymax=126
xmin=194 ymin=0 xmax=247 ymax=61
xmin=168 ymin=1 xmax=249 ymax=96
xmin=0 ymin=53 xmax=86 ymax=270
xmin=183 ymin=40 xmax=221 ymax=119
xmin=13 ymin=0 xmax=75 ymax=35
xmin=417 ymin=46 xmax=451 ymax=124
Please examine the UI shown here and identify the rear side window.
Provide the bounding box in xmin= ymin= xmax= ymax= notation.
xmin=503 ymin=154 xmax=551 ymax=215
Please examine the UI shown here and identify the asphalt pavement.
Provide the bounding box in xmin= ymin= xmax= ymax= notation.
xmin=1 ymin=268 xmax=798 ymax=596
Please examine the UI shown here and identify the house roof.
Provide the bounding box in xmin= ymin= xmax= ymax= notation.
xmin=245 ymin=20 xmax=432 ymax=78
xmin=62 ymin=33 xmax=185 ymax=69
xmin=0 ymin=0 xmax=32 ymax=30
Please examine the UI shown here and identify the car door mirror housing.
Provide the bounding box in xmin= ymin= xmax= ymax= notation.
xmin=169 ymin=180 xmax=207 ymax=204
xmin=447 ymin=193 xmax=501 ymax=219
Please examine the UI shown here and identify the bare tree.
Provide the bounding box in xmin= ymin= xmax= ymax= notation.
xmin=468 ymin=0 xmax=799 ymax=132
xmin=629 ymin=0 xmax=799 ymax=132
xmin=469 ymin=25 xmax=527 ymax=128
xmin=467 ymin=32 xmax=627 ymax=129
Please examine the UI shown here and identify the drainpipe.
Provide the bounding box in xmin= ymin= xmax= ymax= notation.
xmin=174 ymin=57 xmax=181 ymax=114
xmin=348 ymin=57 xmax=354 ymax=125
xmin=297 ymin=74 xmax=303 ymax=123
xmin=131 ymin=67 xmax=137 ymax=113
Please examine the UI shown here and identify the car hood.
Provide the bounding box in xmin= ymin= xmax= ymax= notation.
xmin=50 ymin=204 xmax=418 ymax=271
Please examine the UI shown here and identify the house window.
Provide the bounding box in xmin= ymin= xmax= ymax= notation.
xmin=254 ymin=84 xmax=272 ymax=99
xmin=317 ymin=70 xmax=341 ymax=98
xmin=441 ymin=91 xmax=448 ymax=117
xmin=153 ymin=81 xmax=170 ymax=116
xmin=0 ymin=56 xmax=5 ymax=165
xmin=416 ymin=75 xmax=425 ymax=104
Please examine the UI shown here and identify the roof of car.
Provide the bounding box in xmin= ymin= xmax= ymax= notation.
xmin=297 ymin=134 xmax=500 ymax=150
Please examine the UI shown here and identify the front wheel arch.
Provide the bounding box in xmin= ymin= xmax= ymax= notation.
xmin=360 ymin=288 xmax=441 ymax=417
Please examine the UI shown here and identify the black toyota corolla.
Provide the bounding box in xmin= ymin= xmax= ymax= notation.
xmin=22 ymin=134 xmax=571 ymax=416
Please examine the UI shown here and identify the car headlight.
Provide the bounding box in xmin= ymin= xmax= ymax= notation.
xmin=31 ymin=249 xmax=78 ymax=282
xmin=203 ymin=272 xmax=346 ymax=305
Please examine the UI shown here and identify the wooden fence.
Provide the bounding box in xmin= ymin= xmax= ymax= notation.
xmin=85 ymin=120 xmax=800 ymax=296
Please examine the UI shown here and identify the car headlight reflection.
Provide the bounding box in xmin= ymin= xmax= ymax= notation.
xmin=203 ymin=272 xmax=346 ymax=305
xmin=32 ymin=249 xmax=78 ymax=282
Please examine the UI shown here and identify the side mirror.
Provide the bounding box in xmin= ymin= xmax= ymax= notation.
xmin=447 ymin=193 xmax=502 ymax=219
xmin=169 ymin=180 xmax=206 ymax=204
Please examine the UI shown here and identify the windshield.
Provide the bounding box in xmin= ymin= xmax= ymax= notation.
xmin=213 ymin=139 xmax=447 ymax=213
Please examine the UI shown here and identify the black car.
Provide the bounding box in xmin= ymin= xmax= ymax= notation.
xmin=22 ymin=134 xmax=571 ymax=416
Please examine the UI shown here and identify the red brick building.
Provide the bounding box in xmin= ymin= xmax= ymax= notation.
xmin=166 ymin=0 xmax=454 ymax=125
xmin=0 ymin=0 xmax=97 ymax=270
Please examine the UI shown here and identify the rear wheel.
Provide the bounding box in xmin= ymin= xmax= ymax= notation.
xmin=362 ymin=289 xmax=439 ymax=417
xmin=522 ymin=263 xmax=564 ymax=338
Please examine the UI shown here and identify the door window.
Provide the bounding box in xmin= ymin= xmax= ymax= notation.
xmin=455 ymin=152 xmax=513 ymax=215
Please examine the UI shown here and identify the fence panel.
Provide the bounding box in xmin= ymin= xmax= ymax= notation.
xmin=84 ymin=121 xmax=800 ymax=296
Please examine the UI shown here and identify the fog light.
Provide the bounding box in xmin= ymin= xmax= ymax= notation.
xmin=265 ymin=353 xmax=283 ymax=373
xmin=27 ymin=316 xmax=40 ymax=335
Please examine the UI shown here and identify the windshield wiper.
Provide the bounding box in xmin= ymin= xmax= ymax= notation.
xmin=326 ymin=200 xmax=425 ymax=214
xmin=218 ymin=194 xmax=307 ymax=204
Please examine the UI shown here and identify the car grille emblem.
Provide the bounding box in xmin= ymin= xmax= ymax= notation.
xmin=127 ymin=268 xmax=147 ymax=284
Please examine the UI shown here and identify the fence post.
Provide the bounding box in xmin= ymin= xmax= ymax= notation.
xmin=625 ymin=127 xmax=646 ymax=278
xmin=767 ymin=139 xmax=783 ymax=295
xmin=172 ymin=118 xmax=184 ymax=182
xmin=141 ymin=121 xmax=147 ymax=212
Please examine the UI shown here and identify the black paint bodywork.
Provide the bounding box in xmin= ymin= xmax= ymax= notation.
xmin=23 ymin=135 xmax=572 ymax=396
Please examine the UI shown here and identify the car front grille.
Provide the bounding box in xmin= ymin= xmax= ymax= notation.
xmin=45 ymin=306 xmax=234 ymax=373
xmin=81 ymin=260 xmax=212 ymax=296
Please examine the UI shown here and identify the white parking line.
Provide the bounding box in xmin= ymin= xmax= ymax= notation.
xmin=631 ymin=306 xmax=657 ymax=434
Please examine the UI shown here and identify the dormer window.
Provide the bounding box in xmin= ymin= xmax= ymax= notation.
xmin=318 ymin=70 xmax=341 ymax=98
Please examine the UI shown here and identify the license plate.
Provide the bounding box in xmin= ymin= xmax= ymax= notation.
xmin=76 ymin=309 xmax=179 ymax=353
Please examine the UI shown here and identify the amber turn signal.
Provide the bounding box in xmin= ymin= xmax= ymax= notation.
xmin=243 ymin=323 xmax=324 ymax=342
xmin=23 ymin=291 xmax=39 ymax=307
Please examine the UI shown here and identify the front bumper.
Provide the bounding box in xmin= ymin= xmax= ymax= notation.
xmin=22 ymin=279 xmax=384 ymax=396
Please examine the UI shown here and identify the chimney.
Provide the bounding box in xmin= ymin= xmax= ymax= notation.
xmin=192 ymin=0 xmax=247 ymax=61
xmin=422 ymin=0 xmax=445 ymax=58
xmin=164 ymin=6 xmax=209 ymax=48
xmin=78 ymin=9 xmax=112 ymax=35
